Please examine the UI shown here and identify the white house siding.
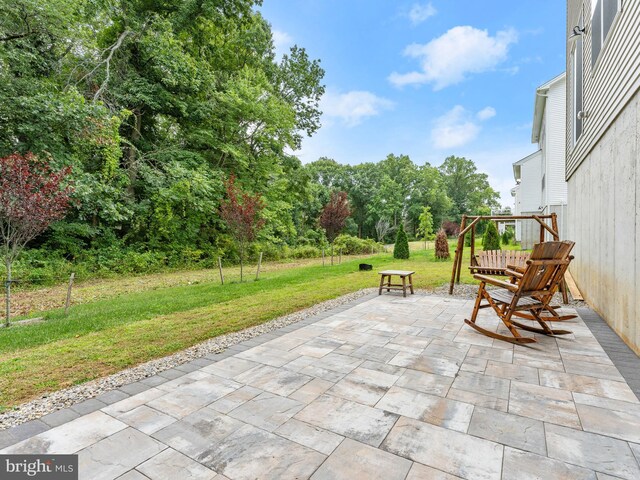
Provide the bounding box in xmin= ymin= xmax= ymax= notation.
xmin=513 ymin=151 xmax=543 ymax=249
xmin=519 ymin=152 xmax=543 ymax=212
xmin=566 ymin=0 xmax=640 ymax=353
xmin=567 ymin=0 xmax=640 ymax=176
xmin=548 ymin=204 xmax=568 ymax=241
xmin=519 ymin=212 xmax=543 ymax=250
xmin=511 ymin=186 xmax=522 ymax=241
xmin=545 ymin=80 xmax=568 ymax=207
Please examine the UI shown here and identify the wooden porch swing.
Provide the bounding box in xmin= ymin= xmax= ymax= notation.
xmin=448 ymin=213 xmax=569 ymax=304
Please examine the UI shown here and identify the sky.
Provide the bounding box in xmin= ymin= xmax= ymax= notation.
xmin=259 ymin=0 xmax=567 ymax=208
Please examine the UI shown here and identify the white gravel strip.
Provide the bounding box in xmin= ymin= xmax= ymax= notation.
xmin=442 ymin=283 xmax=587 ymax=308
xmin=0 ymin=288 xmax=376 ymax=430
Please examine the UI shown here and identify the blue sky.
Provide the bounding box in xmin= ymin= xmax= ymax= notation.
xmin=259 ymin=1 xmax=567 ymax=207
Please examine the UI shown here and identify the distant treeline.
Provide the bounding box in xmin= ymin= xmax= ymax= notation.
xmin=0 ymin=0 xmax=500 ymax=279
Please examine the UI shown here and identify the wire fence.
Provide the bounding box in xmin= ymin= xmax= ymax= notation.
xmin=1 ymin=248 xmax=386 ymax=323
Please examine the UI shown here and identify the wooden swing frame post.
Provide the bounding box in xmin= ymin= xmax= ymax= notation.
xmin=449 ymin=213 xmax=567 ymax=302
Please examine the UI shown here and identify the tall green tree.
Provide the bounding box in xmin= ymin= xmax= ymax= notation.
xmin=417 ymin=207 xmax=434 ymax=248
xmin=393 ymin=224 xmax=410 ymax=259
xmin=408 ymin=164 xmax=452 ymax=233
xmin=438 ymin=156 xmax=500 ymax=221
xmin=482 ymin=221 xmax=501 ymax=251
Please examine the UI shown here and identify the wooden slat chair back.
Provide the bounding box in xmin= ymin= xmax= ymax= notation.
xmin=505 ymin=240 xmax=576 ymax=322
xmin=464 ymin=241 xmax=576 ymax=344
xmin=470 ymin=250 xmax=530 ymax=276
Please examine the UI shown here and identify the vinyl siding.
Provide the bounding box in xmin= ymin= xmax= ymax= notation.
xmin=512 ymin=186 xmax=522 ymax=241
xmin=545 ymin=80 xmax=568 ymax=205
xmin=518 ymin=151 xmax=543 ymax=212
xmin=566 ymin=0 xmax=640 ymax=353
xmin=567 ymin=0 xmax=640 ymax=177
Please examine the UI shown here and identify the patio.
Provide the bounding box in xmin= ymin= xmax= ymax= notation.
xmin=2 ymin=293 xmax=640 ymax=480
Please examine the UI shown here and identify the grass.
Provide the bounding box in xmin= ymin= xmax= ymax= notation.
xmin=0 ymin=242 xmax=483 ymax=410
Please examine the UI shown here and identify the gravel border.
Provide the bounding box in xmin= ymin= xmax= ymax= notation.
xmin=0 ymin=283 xmax=585 ymax=430
xmin=0 ymin=288 xmax=377 ymax=430
xmin=441 ymin=283 xmax=587 ymax=308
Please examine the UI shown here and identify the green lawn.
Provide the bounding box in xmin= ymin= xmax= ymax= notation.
xmin=0 ymin=246 xmax=479 ymax=409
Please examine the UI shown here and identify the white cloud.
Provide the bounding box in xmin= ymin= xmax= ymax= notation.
xmin=431 ymin=105 xmax=495 ymax=149
xmin=477 ymin=107 xmax=496 ymax=121
xmin=272 ymin=29 xmax=294 ymax=58
xmin=431 ymin=106 xmax=480 ymax=149
xmin=389 ymin=26 xmax=518 ymax=90
xmin=409 ymin=3 xmax=437 ymax=25
xmin=322 ymin=90 xmax=394 ymax=127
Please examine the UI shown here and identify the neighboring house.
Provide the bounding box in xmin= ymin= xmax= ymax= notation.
xmin=566 ymin=0 xmax=640 ymax=353
xmin=533 ymin=73 xmax=568 ymax=239
xmin=510 ymin=185 xmax=521 ymax=240
xmin=490 ymin=207 xmax=515 ymax=235
xmin=512 ymin=150 xmax=543 ymax=249
xmin=512 ymin=73 xmax=568 ymax=249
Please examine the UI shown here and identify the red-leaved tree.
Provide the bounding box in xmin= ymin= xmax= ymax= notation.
xmin=219 ymin=175 xmax=265 ymax=282
xmin=0 ymin=153 xmax=73 ymax=326
xmin=319 ymin=191 xmax=351 ymax=265
xmin=441 ymin=220 xmax=460 ymax=237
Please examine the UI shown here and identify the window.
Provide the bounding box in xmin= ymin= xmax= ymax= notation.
xmin=591 ymin=0 xmax=622 ymax=66
xmin=571 ymin=29 xmax=583 ymax=145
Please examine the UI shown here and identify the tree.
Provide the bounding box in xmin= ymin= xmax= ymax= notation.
xmin=319 ymin=191 xmax=350 ymax=265
xmin=435 ymin=228 xmax=450 ymax=259
xmin=0 ymin=153 xmax=72 ymax=326
xmin=482 ymin=222 xmax=501 ymax=251
xmin=219 ymin=175 xmax=265 ymax=281
xmin=501 ymin=226 xmax=514 ymax=245
xmin=417 ymin=206 xmax=434 ymax=249
xmin=438 ymin=156 xmax=500 ymax=221
xmin=441 ymin=220 xmax=460 ymax=237
xmin=408 ymin=164 xmax=452 ymax=234
xmin=393 ymin=224 xmax=410 ymax=259
xmin=375 ymin=218 xmax=393 ymax=244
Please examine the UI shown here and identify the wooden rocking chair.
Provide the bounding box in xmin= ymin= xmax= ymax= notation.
xmin=505 ymin=247 xmax=577 ymax=322
xmin=464 ymin=241 xmax=575 ymax=344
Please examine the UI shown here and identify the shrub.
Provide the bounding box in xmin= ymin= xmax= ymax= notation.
xmin=464 ymin=232 xmax=472 ymax=247
xmin=435 ymin=228 xmax=450 ymax=259
xmin=334 ymin=234 xmax=382 ymax=255
xmin=290 ymin=245 xmax=321 ymax=258
xmin=393 ymin=224 xmax=410 ymax=259
xmin=501 ymin=227 xmax=514 ymax=245
xmin=119 ymin=250 xmax=167 ymax=274
xmin=441 ymin=220 xmax=460 ymax=237
xmin=251 ymin=243 xmax=289 ymax=262
xmin=482 ymin=222 xmax=501 ymax=251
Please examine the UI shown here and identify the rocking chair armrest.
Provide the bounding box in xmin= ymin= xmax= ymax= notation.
xmin=505 ymin=268 xmax=523 ymax=279
xmin=473 ymin=274 xmax=519 ymax=292
xmin=506 ymin=264 xmax=526 ymax=273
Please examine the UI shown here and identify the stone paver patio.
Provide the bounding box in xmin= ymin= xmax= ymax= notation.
xmin=2 ymin=293 xmax=640 ymax=479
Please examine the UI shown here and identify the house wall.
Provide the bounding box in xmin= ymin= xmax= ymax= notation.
xmin=567 ymin=0 xmax=640 ymax=175
xmin=545 ymin=80 xmax=568 ymax=206
xmin=547 ymin=204 xmax=568 ymax=240
xmin=567 ymin=0 xmax=640 ymax=353
xmin=519 ymin=152 xmax=543 ymax=212
xmin=566 ymin=89 xmax=639 ymax=353
xmin=512 ymin=187 xmax=522 ymax=241
xmin=520 ymin=212 xmax=543 ymax=250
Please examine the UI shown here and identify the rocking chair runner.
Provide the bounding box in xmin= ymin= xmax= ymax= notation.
xmin=464 ymin=241 xmax=575 ymax=344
